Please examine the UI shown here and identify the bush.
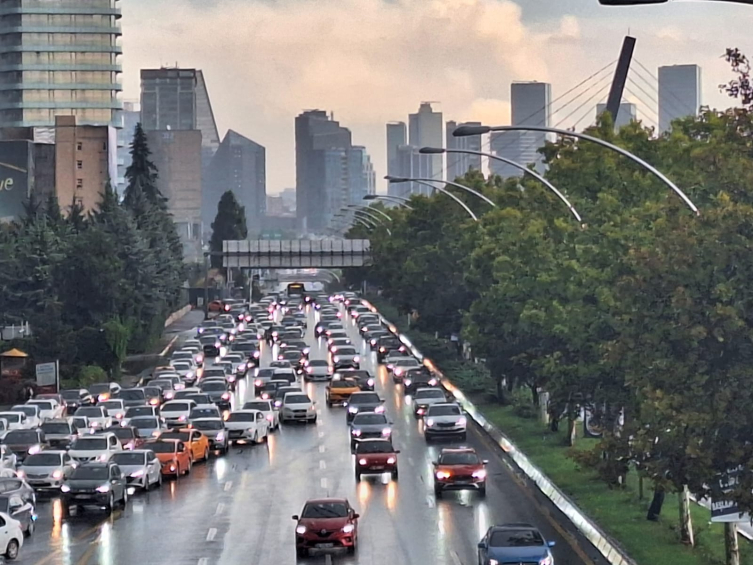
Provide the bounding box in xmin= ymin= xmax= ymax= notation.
xmin=77 ymin=365 xmax=107 ymax=387
xmin=0 ymin=378 xmax=32 ymax=405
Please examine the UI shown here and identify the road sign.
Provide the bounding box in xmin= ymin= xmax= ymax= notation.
xmin=711 ymin=468 xmax=751 ymax=523
xmin=35 ymin=361 xmax=58 ymax=389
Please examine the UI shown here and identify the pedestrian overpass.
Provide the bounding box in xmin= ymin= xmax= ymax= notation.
xmin=222 ymin=239 xmax=371 ymax=268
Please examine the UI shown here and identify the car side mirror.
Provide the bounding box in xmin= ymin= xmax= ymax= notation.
xmin=477 ymin=541 xmax=486 ymax=549
xmin=432 ymin=461 xmax=438 ymax=467
xmin=292 ymin=515 xmax=299 ymax=520
xmin=394 ymin=450 xmax=401 ymax=454
xmin=482 ymin=460 xmax=489 ymax=465
xmin=9 ymin=504 xmax=21 ymax=513
xmin=353 ymin=513 xmax=360 ymax=519
xmin=548 ymin=541 xmax=556 ymax=547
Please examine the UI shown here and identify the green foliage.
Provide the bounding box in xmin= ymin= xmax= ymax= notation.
xmin=210 ymin=191 xmax=248 ymax=269
xmin=77 ymin=365 xmax=107 ymax=388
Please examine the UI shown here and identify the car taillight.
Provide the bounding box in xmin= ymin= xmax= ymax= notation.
xmin=435 ymin=470 xmax=451 ymax=479
xmin=387 ymin=457 xmax=396 ymax=464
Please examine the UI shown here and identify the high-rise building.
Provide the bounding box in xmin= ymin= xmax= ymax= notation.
xmin=446 ymin=121 xmax=482 ymax=181
xmin=595 ymin=102 xmax=637 ymax=130
xmin=117 ymin=101 xmax=140 ymax=197
xmin=491 ymin=82 xmax=551 ymax=178
xmin=0 ymin=0 xmax=123 ymax=131
xmin=393 ymin=145 xmax=433 ymax=197
xmin=204 ymin=130 xmax=266 ymax=234
xmin=386 ymin=121 xmax=407 ymax=187
xmin=658 ymin=64 xmax=702 ymax=132
xmin=295 ymin=110 xmax=352 ymax=232
xmin=280 ymin=188 xmax=296 ymax=213
xmin=408 ymin=102 xmax=443 ymax=181
xmin=348 ymin=146 xmax=375 ymax=205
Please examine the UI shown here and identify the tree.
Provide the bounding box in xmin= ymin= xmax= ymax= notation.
xmin=210 ymin=191 xmax=248 ymax=269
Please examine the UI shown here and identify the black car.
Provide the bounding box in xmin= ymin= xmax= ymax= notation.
xmin=232 ymin=341 xmax=261 ymax=366
xmin=60 ymin=389 xmax=93 ymax=415
xmin=376 ymin=336 xmax=406 ymax=362
xmin=346 ymin=392 xmax=384 ymax=423
xmin=117 ymin=388 xmax=148 ymax=408
xmin=0 ymin=494 xmax=35 ymax=537
xmin=60 ymin=462 xmax=128 ymax=515
xmin=199 ymin=381 xmax=232 ymax=411
xmin=265 ymin=325 xmax=286 ymax=343
xmin=333 ymin=370 xmax=375 ymax=391
xmin=199 ymin=336 xmax=221 ymax=358
xmin=2 ymin=430 xmax=45 ymax=464
xmin=403 ymin=368 xmax=440 ymax=395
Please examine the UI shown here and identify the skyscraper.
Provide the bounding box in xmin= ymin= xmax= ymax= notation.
xmin=386 ymin=121 xmax=407 ymax=194
xmin=117 ymin=101 xmax=140 ymax=197
xmin=596 ymin=102 xmax=638 ymax=130
xmin=348 ymin=146 xmax=376 ymax=204
xmin=446 ymin=121 xmax=482 ymax=181
xmin=491 ymin=82 xmax=551 ymax=178
xmin=0 ymin=0 xmax=123 ymax=131
xmin=658 ymin=64 xmax=702 ymax=132
xmin=394 ymin=145 xmax=433 ymax=198
xmin=204 ymin=130 xmax=266 ymax=234
xmin=408 ymin=102 xmax=443 ymax=181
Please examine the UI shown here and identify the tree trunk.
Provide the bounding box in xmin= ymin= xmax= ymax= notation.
xmin=530 ymin=385 xmax=540 ymax=407
xmin=495 ymin=375 xmax=505 ymax=404
xmin=566 ymin=416 xmax=577 ymax=447
xmin=678 ymin=485 xmax=695 ymax=546
xmin=638 ymin=475 xmax=644 ymax=501
xmin=647 ymin=485 xmax=664 ymax=521
xmin=725 ymin=522 xmax=740 ymax=565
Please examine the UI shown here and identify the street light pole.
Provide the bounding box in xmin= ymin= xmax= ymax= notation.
xmin=385 ymin=176 xmax=479 ymax=221
xmin=363 ymin=194 xmax=415 ymax=210
xmin=203 ymin=251 xmax=210 ymax=320
xmin=348 ymin=204 xmax=394 ymax=222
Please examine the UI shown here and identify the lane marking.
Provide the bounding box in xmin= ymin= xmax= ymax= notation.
xmin=319 ymin=445 xmax=326 ymax=453
xmin=74 ymin=537 xmax=99 ymax=565
xmin=224 ymin=481 xmax=233 ymax=491
xmin=318 ymin=431 xmax=325 ymax=438
xmin=450 ymin=550 xmax=463 ymax=565
xmin=206 ymin=528 xmax=217 ymax=542
xmin=319 ymin=459 xmax=327 ymax=470
xmin=321 ymin=478 xmax=328 ymax=489
xmin=408 ymin=456 xmax=414 ymax=466
xmin=426 ymin=495 xmax=435 ymax=508
xmin=325 ymin=555 xmax=333 ymax=565
xmin=316 ymin=419 xmax=323 ymax=426
xmin=215 ymin=502 xmax=225 ymax=516
xmin=198 ymin=558 xmax=209 ymax=565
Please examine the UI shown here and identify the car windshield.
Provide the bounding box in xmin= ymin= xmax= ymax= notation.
xmin=233 ymin=343 xmax=254 ymax=351
xmin=126 ymin=407 xmax=153 ymax=417
xmin=143 ymin=388 xmax=161 ymax=397
xmin=172 ymin=363 xmax=191 ymax=371
xmin=243 ymin=402 xmax=269 ymax=411
xmin=416 ymin=389 xmax=445 ymax=399
xmin=24 ymin=453 xmax=62 ymax=466
xmin=131 ymin=418 xmax=158 ymax=429
xmin=201 ymin=383 xmax=226 ymax=392
xmin=429 ymin=405 xmax=461 ymax=416
xmin=162 ymin=403 xmax=190 ymax=412
xmin=111 ymin=452 xmax=146 ymax=466
xmin=336 ymin=348 xmax=357 ymax=355
xmin=11 ymin=406 xmax=36 ymax=416
xmin=71 ymin=467 xmax=109 ymax=480
xmin=119 ymin=390 xmax=145 ymax=400
xmin=192 ymin=420 xmax=223 ymax=431
xmin=227 ymin=413 xmax=256 ymax=423
xmin=150 ymin=380 xmax=174 ymax=389
xmin=285 ymin=394 xmax=310 ymax=404
xmin=489 ymin=529 xmax=545 ymax=547
xmin=353 ymin=414 xmax=387 ymax=425
xmin=440 ymin=452 xmax=480 ymax=465
xmin=71 ymin=438 xmax=107 ymax=450
xmin=190 ymin=408 xmax=219 ymax=419
xmin=351 ymin=393 xmax=380 ymax=405
xmin=302 ymin=502 xmax=348 ymax=518
xmin=225 ymin=356 xmax=243 ymax=363
xmin=256 ymin=369 xmax=275 ymax=379
xmin=89 ymin=384 xmax=111 ymax=394
xmin=396 ymin=359 xmax=419 ymax=366
xmin=76 ymin=407 xmax=104 ymax=417
xmin=0 ymin=414 xmax=20 ymax=423
xmin=203 ymin=370 xmax=226 ymax=378
xmin=354 ymin=441 xmax=393 ymax=454
xmin=4 ymin=431 xmax=40 ymax=443
xmin=40 ymin=423 xmax=71 ymax=434
xmin=308 ymin=360 xmax=329 ymax=367
xmin=332 ymin=380 xmax=357 ymax=389
xmin=147 ymin=442 xmax=177 ymax=454
xmin=100 ymin=401 xmax=122 ymax=410
xmin=61 ymin=390 xmax=82 ymax=400
xmin=31 ymin=401 xmax=53 ymax=410
xmin=108 ymin=428 xmax=135 ymax=440
xmin=160 ymin=432 xmax=190 ymax=442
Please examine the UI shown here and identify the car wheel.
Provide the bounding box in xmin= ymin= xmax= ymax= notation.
xmin=479 ymin=484 xmax=487 ymax=497
xmin=296 ymin=546 xmax=307 ymax=558
xmin=392 ymin=468 xmax=399 ymax=480
xmin=434 ymin=485 xmax=443 ymax=497
xmin=186 ymin=459 xmax=192 ymax=475
xmin=355 ymin=470 xmax=361 ymax=481
xmin=311 ymin=415 xmax=317 ymax=424
xmin=4 ymin=539 xmax=19 ymax=561
xmin=203 ymin=447 xmax=209 ymax=461
xmin=25 ymin=519 xmax=34 ymax=537
xmin=326 ymin=399 xmax=332 ymax=407
xmin=105 ymin=493 xmax=115 ymax=515
xmin=121 ymin=487 xmax=129 ymax=508
xmin=157 ymin=473 xmax=163 ymax=488
xmin=347 ymin=539 xmax=357 ymax=554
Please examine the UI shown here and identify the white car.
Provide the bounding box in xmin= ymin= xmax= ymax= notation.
xmin=180 ymin=346 xmax=204 ymax=366
xmin=73 ymin=407 xmax=111 ymax=430
xmin=0 ymin=511 xmax=24 ymax=561
xmin=223 ymin=354 xmax=248 ymax=376
xmin=26 ymin=399 xmax=64 ymax=421
xmin=280 ymin=393 xmax=317 ymax=424
xmin=241 ymin=400 xmax=279 ymax=430
xmin=412 ymin=388 xmax=450 ymax=417
xmin=0 ymin=446 xmax=16 ymax=473
xmin=0 ymin=414 xmax=26 ymax=432
xmin=98 ymin=400 xmax=127 ymax=422
xmin=303 ymin=360 xmax=332 ymax=381
xmin=68 ymin=433 xmax=122 ymax=463
xmin=129 ymin=416 xmax=165 ymax=439
xmin=160 ymin=401 xmax=196 ymax=427
xmin=111 ymin=450 xmax=162 ymax=490
xmin=9 ymin=406 xmax=40 ymax=429
xmin=423 ymin=403 xmax=467 ymax=441
xmin=170 ymin=361 xmax=197 ymax=383
xmin=122 ymin=406 xmax=159 ymax=426
xmin=18 ymin=450 xmax=75 ymax=490
xmin=0 ymin=420 xmax=8 ymax=441
xmin=224 ymin=410 xmax=270 ymax=444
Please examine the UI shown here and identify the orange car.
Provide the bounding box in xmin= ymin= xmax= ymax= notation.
xmin=326 ymin=377 xmax=361 ymax=406
xmin=146 ymin=439 xmax=192 ymax=477
xmin=160 ymin=429 xmax=211 ymax=462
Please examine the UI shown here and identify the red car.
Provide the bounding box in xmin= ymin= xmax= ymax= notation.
xmin=354 ymin=439 xmax=399 ymax=480
xmin=103 ymin=426 xmax=146 ymax=450
xmin=293 ymin=498 xmax=359 ymax=556
xmin=433 ymin=447 xmax=488 ymax=497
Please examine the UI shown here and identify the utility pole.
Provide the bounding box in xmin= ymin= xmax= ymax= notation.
xmin=203 ymin=251 xmax=210 ymax=319
xmin=725 ymin=523 xmax=740 ymax=565
xmin=605 ymin=36 xmax=636 ymax=125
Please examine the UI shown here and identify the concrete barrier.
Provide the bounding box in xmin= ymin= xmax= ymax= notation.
xmin=164 ymin=304 xmax=192 ymax=328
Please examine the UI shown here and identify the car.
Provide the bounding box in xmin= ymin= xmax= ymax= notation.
xmin=199 ymin=381 xmax=232 ymax=411
xmin=142 ymin=386 xmax=163 ymax=407
xmin=60 ymin=461 xmax=128 ymax=515
xmin=39 ymin=420 xmax=77 ymax=449
xmin=73 ymin=406 xmax=111 ymax=430
xmin=293 ymin=498 xmax=359 ymax=556
xmin=391 ymin=358 xmax=423 ymax=383
xmin=68 ymin=432 xmax=122 ymax=463
xmin=332 ymin=347 xmax=360 ymax=370
xmin=241 ymin=400 xmax=279 ymax=430
xmin=223 ymin=353 xmax=249 ymax=377
xmin=176 ymin=346 xmax=203 ymax=367
xmin=0 ymin=421 xmax=9 ymax=442
xmin=170 ymin=350 xmax=198 ymax=367
xmin=366 ymin=331 xmax=389 ymax=350
xmin=403 ymin=368 xmax=439 ymax=394
xmin=18 ymin=451 xmax=75 ymax=491
xmin=412 ymin=387 xmax=449 ymax=417
xmin=1 ymin=430 xmax=45 ymax=464
xmin=160 ymin=401 xmax=197 ymax=428
xmin=88 ymin=383 xmax=121 ymax=403
xmin=101 ymin=426 xmax=146 ymax=451
xmin=70 ymin=416 xmax=90 ymax=434
xmin=232 ymin=341 xmax=261 ymax=366
xmin=223 ymin=410 xmax=269 ymax=444
xmin=26 ymin=399 xmax=64 ymax=421
xmin=8 ymin=406 xmax=40 ymax=429
xmin=145 ymin=440 xmax=192 ymax=478
xmin=0 ymin=446 xmax=15 ymax=473
xmin=353 ymin=439 xmax=399 ymax=481
xmin=117 ymin=388 xmax=148 ymax=408
xmin=326 ymin=377 xmax=361 ymax=407
xmin=376 ymin=336 xmax=406 ymax=362
xmin=98 ymin=399 xmax=127 ymax=422
xmin=272 ymin=367 xmax=297 ymax=384
xmin=273 ymin=386 xmax=303 ymax=409
xmin=173 ymin=388 xmax=201 ymax=401
xmin=0 ymin=413 xmax=27 ymax=431
xmin=122 ymin=406 xmax=159 ymax=426
xmin=199 ymin=336 xmax=222 ymax=358
xmin=327 ymin=337 xmax=351 ymax=353
xmin=333 ymin=370 xmax=374 ymax=391
xmin=110 ymin=450 xmax=162 ymax=490
xmin=189 ymin=406 xmax=222 ymax=421
xmin=159 ymin=429 xmax=210 ymax=462
xmin=477 ymin=524 xmax=556 ymax=565
xmin=190 ymin=418 xmax=228 ymax=454
xmin=345 ymin=392 xmax=384 ymax=423
xmin=303 ymin=359 xmax=332 ymax=381
xmin=424 ymin=403 xmax=467 ymax=441
xmin=0 ymin=511 xmax=24 ymax=560
xmin=0 ymin=494 xmax=35 ymax=538
xmin=155 ymin=375 xmax=186 ymax=393
xmin=253 ymin=367 xmax=277 ymax=388
xmin=129 ymin=416 xmax=165 ymax=440
xmin=280 ymin=392 xmax=317 ymax=424
xmin=349 ymin=412 xmax=392 ymax=450
xmin=433 ymin=447 xmax=488 ymax=497
xmin=169 ymin=361 xmax=197 ymax=385
xmin=258 ymin=379 xmax=287 ymax=401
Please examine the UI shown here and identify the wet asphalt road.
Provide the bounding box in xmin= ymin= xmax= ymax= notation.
xmin=19 ymin=304 xmax=605 ymax=565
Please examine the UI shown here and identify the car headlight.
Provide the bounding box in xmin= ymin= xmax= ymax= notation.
xmin=435 ymin=471 xmax=451 ymax=479
xmin=253 ymin=351 xmax=261 ymax=358
xmin=539 ymin=556 xmax=552 ymax=565
xmin=382 ymin=428 xmax=391 ymax=436
xmin=306 ymin=367 xmax=313 ymax=373
xmin=404 ymin=379 xmax=412 ymax=387
xmin=342 ymin=524 xmax=355 ymax=534
xmin=274 ymin=401 xmax=282 ymax=408
xmin=489 ymin=560 xmax=499 ymax=565
xmin=358 ymin=458 xmax=367 ymax=465
xmin=61 ymin=484 xmax=71 ymax=492
xmin=16 ymin=470 xmax=25 ymax=478
xmin=216 ymin=432 xmax=225 ymax=442
xmin=198 ymin=328 xmax=205 ymax=334
xmin=458 ymin=417 xmax=467 ymax=426
xmin=238 ymin=364 xmax=246 ymax=372
xmin=387 ymin=457 xmax=396 ymax=464
xmin=163 ymin=392 xmax=174 ymax=400
xmin=27 ymin=445 xmax=41 ymax=455
xmin=472 ymin=469 xmax=487 ymax=479
xmin=333 ymin=356 xmax=340 ymax=363
xmin=374 ymin=406 xmax=385 ymax=414
xmin=426 ymin=418 xmax=435 ymax=427
xmin=351 ymin=429 xmax=362 ymax=436
xmin=152 ymin=430 xmax=161 ymax=437
xmin=131 ymin=470 xmax=145 ymax=478
xmin=367 ymin=379 xmax=374 ymax=387
xmin=150 ymin=398 xmax=160 ymax=405
xmin=295 ymin=525 xmax=307 ymax=535
xmin=228 ymin=375 xmax=236 ymax=383
xmin=353 ymin=356 xmax=360 ymax=363
xmin=97 ymin=454 xmax=109 ymax=462
xmin=348 ymin=406 xmax=358 ymax=414
xmin=96 ymin=484 xmax=110 ymax=493
xmin=221 ymin=393 xmax=231 ymax=400
xmin=178 ymin=415 xmax=187 ymax=422
xmin=429 ymin=379 xmax=438 ymax=386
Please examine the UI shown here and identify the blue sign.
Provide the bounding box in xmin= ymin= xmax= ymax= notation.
xmin=0 ymin=141 xmax=32 ymax=222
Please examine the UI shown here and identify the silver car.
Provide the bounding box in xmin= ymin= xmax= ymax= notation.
xmin=128 ymin=416 xmax=165 ymax=440
xmin=40 ymin=420 xmax=78 ymax=449
xmin=110 ymin=450 xmax=162 ymax=490
xmin=412 ymin=388 xmax=449 ymax=418
xmin=349 ymin=412 xmax=392 ymax=449
xmin=424 ymin=403 xmax=467 ymax=441
xmin=190 ymin=418 xmax=229 ymax=454
xmin=19 ymin=451 xmax=76 ymax=490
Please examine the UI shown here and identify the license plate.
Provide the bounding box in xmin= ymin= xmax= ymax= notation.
xmin=75 ymin=495 xmax=92 ymax=499
xmin=370 ymin=466 xmax=384 ymax=471
xmin=316 ymin=543 xmax=334 ymax=549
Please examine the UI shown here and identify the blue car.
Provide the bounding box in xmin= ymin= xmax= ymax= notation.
xmin=477 ymin=523 xmax=555 ymax=565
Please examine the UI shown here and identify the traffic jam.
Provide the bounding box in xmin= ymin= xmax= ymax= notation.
xmin=0 ymin=289 xmax=558 ymax=564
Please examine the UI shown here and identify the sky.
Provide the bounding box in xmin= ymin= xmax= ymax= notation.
xmin=121 ymin=0 xmax=753 ymax=194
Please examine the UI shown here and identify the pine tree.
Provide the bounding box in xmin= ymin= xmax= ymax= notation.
xmin=210 ymin=191 xmax=248 ymax=268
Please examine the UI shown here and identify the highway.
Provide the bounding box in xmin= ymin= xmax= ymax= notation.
xmin=21 ymin=303 xmax=606 ymax=565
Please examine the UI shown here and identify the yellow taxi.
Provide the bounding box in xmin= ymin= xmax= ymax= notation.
xmin=159 ymin=428 xmax=211 ymax=462
xmin=325 ymin=377 xmax=361 ymax=407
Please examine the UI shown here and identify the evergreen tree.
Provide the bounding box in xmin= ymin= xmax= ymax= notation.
xmin=210 ymin=190 xmax=248 ymax=269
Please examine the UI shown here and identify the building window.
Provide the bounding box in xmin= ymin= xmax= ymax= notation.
xmin=76 ymin=179 xmax=83 ymax=189
xmin=74 ymin=197 xmax=84 ymax=206
xmin=76 ymin=160 xmax=82 ymax=170
xmin=76 ymin=142 xmax=82 ymax=151
xmin=102 ymin=142 xmax=107 ymax=150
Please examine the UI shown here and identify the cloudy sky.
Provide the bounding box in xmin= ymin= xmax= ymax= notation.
xmin=121 ymin=0 xmax=753 ymax=194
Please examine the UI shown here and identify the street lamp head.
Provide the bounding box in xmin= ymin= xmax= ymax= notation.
xmin=453 ymin=124 xmax=491 ymax=137
xmin=419 ymin=147 xmax=445 ymax=155
xmin=363 ymin=194 xmax=378 ymax=200
xmin=385 ymin=176 xmax=408 ymax=183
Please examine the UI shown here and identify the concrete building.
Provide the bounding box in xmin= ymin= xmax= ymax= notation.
xmin=491 ymin=82 xmax=551 ymax=178
xmin=116 ymin=101 xmax=139 ymax=197
xmin=658 ymin=64 xmax=702 ymax=132
xmin=204 ymin=130 xmax=266 ymax=235
xmin=408 ymin=102 xmax=443 ymax=181
xmin=348 ymin=146 xmax=375 ymax=204
xmin=280 ymin=188 xmax=296 ymax=213
xmin=596 ymin=102 xmax=637 ymax=130
xmin=393 ymin=145 xmax=433 ymax=197
xmin=0 ymin=0 xmax=123 ymax=131
xmin=446 ymin=121 xmax=482 ymax=181
xmin=266 ymin=195 xmax=285 ymax=216
xmin=54 ymin=116 xmax=116 ymax=214
xmin=386 ymin=121 xmax=407 ymax=196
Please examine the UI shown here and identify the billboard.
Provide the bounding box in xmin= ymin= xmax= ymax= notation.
xmin=0 ymin=141 xmax=32 ymax=223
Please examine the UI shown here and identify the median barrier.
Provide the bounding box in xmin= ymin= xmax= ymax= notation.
xmin=164 ymin=304 xmax=192 ymax=328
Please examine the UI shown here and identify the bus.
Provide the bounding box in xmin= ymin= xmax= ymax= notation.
xmin=287 ymin=282 xmax=305 ymax=297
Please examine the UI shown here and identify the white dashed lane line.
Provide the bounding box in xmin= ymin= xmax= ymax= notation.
xmin=206 ymin=528 xmax=217 ymax=542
